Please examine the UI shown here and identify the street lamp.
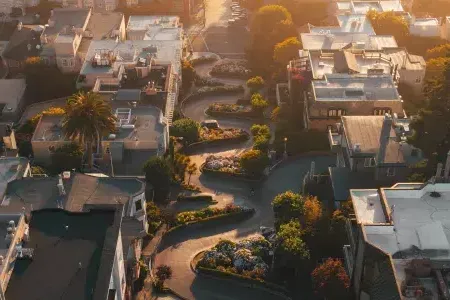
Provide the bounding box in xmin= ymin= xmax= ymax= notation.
xmin=283 ymin=137 xmax=288 ymax=158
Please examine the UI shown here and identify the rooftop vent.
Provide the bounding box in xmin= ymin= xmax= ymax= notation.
xmin=353 ymin=143 xmax=361 ymax=152
xmin=430 ymin=191 xmax=441 ymax=198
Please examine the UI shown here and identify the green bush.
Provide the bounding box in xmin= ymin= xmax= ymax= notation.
xmin=246 ymin=76 xmax=265 ymax=93
xmin=177 ymin=193 xmax=216 ymax=203
xmin=251 ymin=93 xmax=269 ymax=113
xmin=253 ymin=135 xmax=270 ymax=152
xmin=240 ymin=149 xmax=269 ymax=176
xmin=171 ymin=118 xmax=200 ymax=144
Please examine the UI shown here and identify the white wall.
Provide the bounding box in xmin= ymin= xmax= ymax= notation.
xmin=111 ymin=230 xmax=126 ymax=300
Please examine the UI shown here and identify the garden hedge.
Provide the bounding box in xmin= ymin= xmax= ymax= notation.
xmin=200 ymin=163 xmax=264 ymax=181
xmin=166 ymin=208 xmax=255 ymax=234
xmin=196 ymin=266 xmax=291 ymax=298
xmin=190 ymin=55 xmax=219 ymax=66
xmin=177 ymin=193 xmax=217 ymax=203
xmin=205 ymin=108 xmax=262 ymax=120
xmin=181 ymin=132 xmax=250 ymax=154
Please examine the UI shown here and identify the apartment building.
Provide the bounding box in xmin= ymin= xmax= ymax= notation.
xmin=303 ymin=74 xmax=403 ymax=131
xmin=327 ymin=114 xmax=422 ymax=205
xmin=333 ymin=0 xmax=405 ymax=15
xmin=345 ymin=174 xmax=450 ymax=300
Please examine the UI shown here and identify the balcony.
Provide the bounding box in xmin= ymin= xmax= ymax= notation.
xmin=328 ymin=129 xmax=342 ymax=152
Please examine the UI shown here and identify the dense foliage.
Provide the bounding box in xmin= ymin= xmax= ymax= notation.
xmin=273 ymin=37 xmax=301 ymax=67
xmin=250 ymin=93 xmax=269 ymax=113
xmin=50 ymin=143 xmax=83 ymax=174
xmin=311 ymin=258 xmax=350 ymax=300
xmin=246 ymin=76 xmax=265 ymax=94
xmin=143 ymin=157 xmax=172 ymax=202
xmin=367 ymin=11 xmax=409 ymax=46
xmin=239 ymin=149 xmax=269 ymax=176
xmin=171 ymin=118 xmax=200 ymax=144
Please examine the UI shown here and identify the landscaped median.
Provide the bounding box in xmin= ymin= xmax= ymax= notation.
xmin=166 ymin=204 xmax=255 ymax=234
xmin=191 ymin=238 xmax=292 ymax=299
xmin=205 ymin=103 xmax=261 ymax=119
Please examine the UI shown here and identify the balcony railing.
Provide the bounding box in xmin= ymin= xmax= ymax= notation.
xmin=328 ymin=129 xmax=341 ymax=152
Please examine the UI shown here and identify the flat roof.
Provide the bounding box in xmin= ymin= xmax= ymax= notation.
xmin=309 ymin=14 xmax=375 ymax=35
xmin=350 ymin=189 xmax=387 ymax=223
xmin=0 ymin=79 xmax=26 ymax=113
xmin=109 ymin=103 xmax=165 ymax=146
xmin=337 ymin=0 xmax=404 ymax=13
xmin=127 ymin=15 xmax=180 ymax=31
xmin=5 ymin=208 xmax=120 ymax=300
xmin=32 ymin=115 xmax=66 ymax=142
xmin=80 ymin=40 xmax=182 ymax=77
xmin=309 ymin=50 xmax=393 ymax=79
xmin=300 ymin=33 xmax=398 ymax=50
xmin=312 ymin=74 xmax=400 ymax=101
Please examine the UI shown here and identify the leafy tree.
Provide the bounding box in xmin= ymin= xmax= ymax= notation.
xmin=182 ymin=60 xmax=196 ymax=90
xmin=426 ymin=44 xmax=450 ymax=59
xmin=143 ymin=157 xmax=172 ymax=202
xmin=425 ymin=57 xmax=450 ymax=81
xmin=63 ymin=91 xmax=116 ymax=168
xmin=239 ymin=149 xmax=269 ymax=176
xmin=276 ymin=220 xmax=310 ymax=267
xmin=173 ymin=153 xmax=191 ymax=182
xmin=246 ymin=76 xmax=265 ymax=94
xmin=272 ymin=191 xmax=303 ymax=227
xmin=274 ymin=37 xmax=301 ymax=67
xmin=171 ymin=118 xmax=200 ymax=144
xmin=50 ymin=143 xmax=83 ymax=174
xmin=186 ymin=163 xmax=197 ymax=184
xmin=155 ymin=264 xmax=173 ymax=289
xmin=24 ymin=57 xmax=77 ymax=103
xmin=311 ymin=258 xmax=350 ymax=300
xmin=248 ymin=5 xmax=297 ymax=75
xmin=407 ymin=172 xmax=426 ymax=182
xmin=250 ymin=124 xmax=271 ymax=139
xmin=250 ymin=93 xmax=269 ymax=114
xmin=367 ymin=11 xmax=409 ymax=45
xmin=304 ymin=196 xmax=322 ymax=226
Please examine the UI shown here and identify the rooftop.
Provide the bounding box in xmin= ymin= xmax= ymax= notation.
xmin=43 ymin=8 xmax=90 ymax=39
xmin=80 ymin=40 xmax=181 ymax=77
xmin=0 ymin=79 xmax=26 ymax=114
xmin=312 ymin=74 xmax=400 ymax=101
xmin=0 ymin=173 xmax=144 ymax=214
xmin=31 ymin=115 xmax=67 ymax=143
xmin=336 ymin=0 xmax=404 ymax=14
xmin=309 ymin=14 xmax=375 ymax=35
xmin=5 ymin=208 xmax=120 ymax=300
xmin=3 ymin=26 xmax=41 ymax=61
xmin=78 ymin=12 xmax=124 ymax=55
xmin=127 ymin=15 xmax=180 ymax=31
xmin=107 ymin=103 xmax=165 ymax=146
xmin=342 ymin=115 xmax=405 ymax=162
xmin=300 ymin=33 xmax=398 ymax=51
xmin=351 ymin=183 xmax=450 ymax=299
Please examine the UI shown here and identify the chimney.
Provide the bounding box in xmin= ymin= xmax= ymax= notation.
xmin=377 ymin=114 xmax=393 ymax=165
xmin=444 ymin=151 xmax=450 ymax=181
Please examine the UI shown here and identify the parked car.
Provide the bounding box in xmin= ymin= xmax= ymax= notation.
xmin=201 ymin=120 xmax=220 ymax=129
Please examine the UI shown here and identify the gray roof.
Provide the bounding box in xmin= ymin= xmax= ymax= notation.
xmin=334 ymin=51 xmax=360 ymax=73
xmin=1 ymin=173 xmax=145 ymax=215
xmin=301 ymin=33 xmax=398 ymax=51
xmin=43 ymin=8 xmax=90 ymax=38
xmin=5 ymin=207 xmax=122 ymax=300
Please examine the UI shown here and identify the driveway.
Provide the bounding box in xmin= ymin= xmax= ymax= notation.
xmin=154 ymin=156 xmax=335 ymax=300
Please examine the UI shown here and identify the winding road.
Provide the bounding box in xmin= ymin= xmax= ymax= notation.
xmin=153 ymin=60 xmax=335 ymax=299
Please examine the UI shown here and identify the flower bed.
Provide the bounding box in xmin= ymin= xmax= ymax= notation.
xmin=200 ymin=128 xmax=248 ymax=142
xmin=210 ymin=60 xmax=250 ymax=79
xmin=205 ymin=103 xmax=260 ymax=119
xmin=195 ymin=76 xmax=225 ymax=87
xmin=190 ymin=55 xmax=219 ymax=66
xmin=192 ymin=85 xmax=244 ymax=98
xmin=193 ymin=238 xmax=290 ymax=297
xmin=203 ymin=155 xmax=243 ymax=174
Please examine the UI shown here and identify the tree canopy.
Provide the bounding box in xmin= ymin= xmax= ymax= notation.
xmin=246 ymin=76 xmax=265 ymax=93
xmin=311 ymin=258 xmax=350 ymax=300
xmin=276 ymin=220 xmax=310 ymax=264
xmin=274 ymin=37 xmax=301 ymax=67
xmin=367 ymin=11 xmax=409 ymax=45
xmin=171 ymin=118 xmax=200 ymax=144
xmin=250 ymin=93 xmax=269 ymax=113
xmin=239 ymin=149 xmax=269 ymax=176
xmin=426 ymin=44 xmax=450 ymax=60
xmin=50 ymin=143 xmax=83 ymax=174
xmin=272 ymin=191 xmax=304 ymax=226
xmin=182 ymin=60 xmax=196 ymax=90
xmin=63 ymin=91 xmax=116 ymax=168
xmin=143 ymin=157 xmax=172 ymax=200
xmin=247 ymin=5 xmax=297 ymax=75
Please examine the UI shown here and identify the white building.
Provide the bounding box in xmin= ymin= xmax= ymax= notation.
xmin=309 ymin=14 xmax=376 ymax=35
xmin=334 ymin=0 xmax=404 ymax=15
xmin=409 ymin=17 xmax=441 ymax=38
xmin=127 ymin=15 xmax=182 ymax=41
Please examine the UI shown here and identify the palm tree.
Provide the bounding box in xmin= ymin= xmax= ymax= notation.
xmin=62 ymin=91 xmax=116 ymax=169
xmin=186 ymin=163 xmax=197 ymax=185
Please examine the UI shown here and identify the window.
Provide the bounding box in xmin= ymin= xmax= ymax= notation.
xmin=328 ymin=109 xmax=346 ymax=117
xmin=415 ymin=77 xmax=422 ymax=84
xmin=386 ymin=168 xmax=395 ymax=177
xmin=135 ymin=200 xmax=142 ymax=211
xmin=62 ymin=59 xmax=68 ymax=67
xmin=374 ymin=108 xmax=391 ymax=116
xmin=364 ymin=158 xmax=375 ymax=167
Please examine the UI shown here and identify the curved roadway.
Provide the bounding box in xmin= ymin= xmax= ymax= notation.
xmin=154 ymin=61 xmax=335 ymax=299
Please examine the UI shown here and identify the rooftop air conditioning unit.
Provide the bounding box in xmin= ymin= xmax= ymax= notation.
xmin=109 ymin=134 xmax=116 ymax=140
xmin=353 ymin=143 xmax=361 ymax=152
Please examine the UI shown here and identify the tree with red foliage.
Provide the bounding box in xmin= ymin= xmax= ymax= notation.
xmin=311 ymin=258 xmax=350 ymax=300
